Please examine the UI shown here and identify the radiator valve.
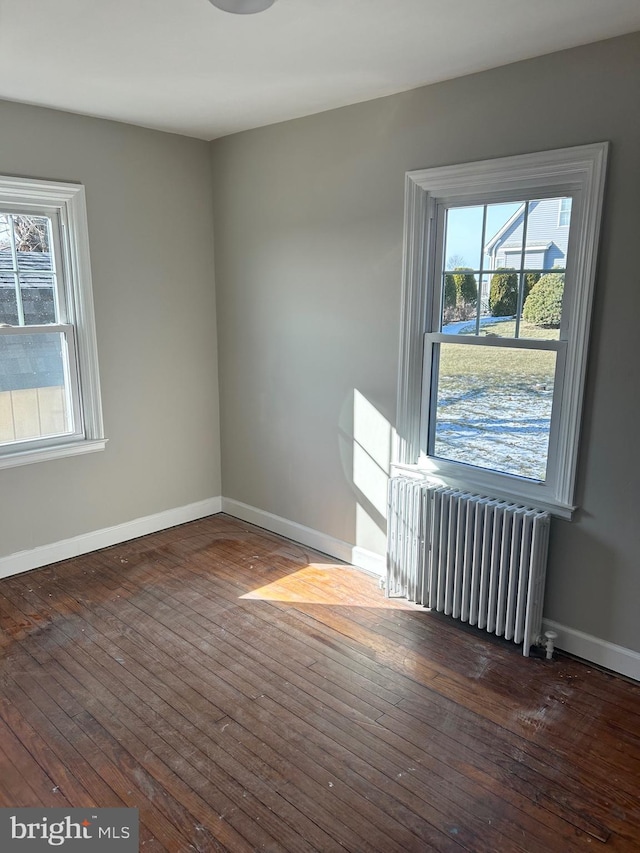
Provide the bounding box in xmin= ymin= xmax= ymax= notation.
xmin=544 ymin=630 xmax=558 ymax=660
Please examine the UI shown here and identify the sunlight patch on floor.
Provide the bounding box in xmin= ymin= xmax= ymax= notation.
xmin=240 ymin=564 xmax=412 ymax=608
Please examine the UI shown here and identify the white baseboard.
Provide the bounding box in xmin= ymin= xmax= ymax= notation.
xmin=0 ymin=497 xmax=222 ymax=581
xmin=542 ymin=618 xmax=640 ymax=682
xmin=221 ymin=497 xmax=386 ymax=577
xmin=215 ymin=500 xmax=638 ymax=681
xmin=3 ymin=493 xmax=637 ymax=682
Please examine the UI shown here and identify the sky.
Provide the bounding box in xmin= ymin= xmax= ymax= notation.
xmin=444 ymin=202 xmax=521 ymax=271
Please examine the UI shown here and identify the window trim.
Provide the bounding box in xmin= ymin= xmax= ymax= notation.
xmin=0 ymin=175 xmax=105 ymax=469
xmin=395 ymin=143 xmax=608 ymax=517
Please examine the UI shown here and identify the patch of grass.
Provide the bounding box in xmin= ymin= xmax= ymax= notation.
xmin=439 ymin=343 xmax=555 ymax=384
xmin=457 ymin=317 xmax=559 ymax=341
xmin=435 ymin=318 xmax=556 ymax=480
xmin=443 ymin=318 xmax=557 ymax=382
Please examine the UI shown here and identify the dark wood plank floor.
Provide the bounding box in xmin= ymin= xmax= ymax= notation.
xmin=1 ymin=514 xmax=639 ymax=852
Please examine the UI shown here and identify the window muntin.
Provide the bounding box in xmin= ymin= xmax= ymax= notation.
xmin=0 ymin=177 xmax=105 ymax=467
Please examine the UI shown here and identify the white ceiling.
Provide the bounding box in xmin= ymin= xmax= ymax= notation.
xmin=1 ymin=0 xmax=639 ymax=140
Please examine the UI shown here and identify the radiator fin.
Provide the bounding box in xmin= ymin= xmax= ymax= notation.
xmin=386 ymin=477 xmax=550 ymax=656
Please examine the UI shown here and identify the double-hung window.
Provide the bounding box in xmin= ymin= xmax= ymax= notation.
xmin=0 ymin=176 xmax=105 ymax=468
xmin=396 ymin=144 xmax=608 ymax=517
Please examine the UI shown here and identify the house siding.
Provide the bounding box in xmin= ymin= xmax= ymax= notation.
xmin=491 ymin=198 xmax=570 ymax=269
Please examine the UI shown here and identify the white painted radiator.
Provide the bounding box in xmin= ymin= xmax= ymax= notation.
xmin=386 ymin=477 xmax=550 ymax=656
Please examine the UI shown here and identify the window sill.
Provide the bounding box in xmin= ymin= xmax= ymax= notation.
xmin=390 ymin=461 xmax=576 ymax=520
xmin=0 ymin=438 xmax=107 ymax=470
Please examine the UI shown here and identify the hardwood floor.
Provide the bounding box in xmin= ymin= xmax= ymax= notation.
xmin=0 ymin=513 xmax=639 ymax=852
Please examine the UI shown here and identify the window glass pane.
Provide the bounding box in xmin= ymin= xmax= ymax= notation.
xmin=510 ymin=198 xmax=569 ymax=271
xmin=444 ymin=206 xmax=485 ymax=271
xmin=487 ymin=269 xmax=520 ymax=323
xmin=485 ymin=201 xmax=524 ymax=270
xmin=442 ymin=270 xmax=480 ymax=331
xmin=20 ymin=275 xmax=56 ymax=325
xmin=441 ymin=206 xmax=483 ymax=335
xmin=433 ymin=343 xmax=556 ymax=481
xmin=0 ymin=273 xmax=19 ymax=324
xmin=13 ymin=215 xmax=52 ymax=269
xmin=0 ymin=332 xmax=72 ymax=444
xmin=486 ymin=269 xmax=564 ymax=341
xmin=520 ymin=271 xmax=563 ymax=340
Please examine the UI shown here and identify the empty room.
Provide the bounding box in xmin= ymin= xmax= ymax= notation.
xmin=0 ymin=1 xmax=639 ymax=851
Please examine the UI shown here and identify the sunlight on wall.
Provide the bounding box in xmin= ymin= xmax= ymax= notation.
xmin=352 ymin=442 xmax=388 ymax=517
xmin=354 ymin=389 xmax=391 ymax=472
xmin=355 ymin=502 xmax=386 ymax=555
xmin=352 ymin=389 xmax=393 ymax=553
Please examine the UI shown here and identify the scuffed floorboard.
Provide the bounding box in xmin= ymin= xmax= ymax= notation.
xmin=0 ymin=514 xmax=638 ymax=852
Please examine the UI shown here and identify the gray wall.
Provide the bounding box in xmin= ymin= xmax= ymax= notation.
xmin=212 ymin=32 xmax=640 ymax=654
xmin=0 ymin=100 xmax=221 ymax=556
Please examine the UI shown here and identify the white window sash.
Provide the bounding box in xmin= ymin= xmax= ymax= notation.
xmin=0 ymin=324 xmax=84 ymax=452
xmin=419 ymin=334 xmax=568 ymax=510
xmin=425 ymin=332 xmax=563 ymax=351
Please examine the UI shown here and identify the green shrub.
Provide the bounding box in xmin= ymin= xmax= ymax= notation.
xmin=444 ymin=273 xmax=457 ymax=309
xmin=523 ymin=273 xmax=564 ymax=327
xmin=524 ymin=272 xmax=540 ymax=298
xmin=452 ymin=267 xmax=478 ymax=308
xmin=489 ymin=268 xmax=518 ymax=316
xmin=443 ymin=268 xmax=477 ymax=322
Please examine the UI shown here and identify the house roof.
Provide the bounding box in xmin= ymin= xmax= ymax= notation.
xmin=484 ymin=203 xmax=527 ymax=253
xmin=502 ymin=242 xmax=552 ymax=251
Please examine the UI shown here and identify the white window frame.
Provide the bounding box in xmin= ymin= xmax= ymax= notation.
xmin=395 ymin=143 xmax=608 ymax=518
xmin=0 ymin=175 xmax=105 ymax=468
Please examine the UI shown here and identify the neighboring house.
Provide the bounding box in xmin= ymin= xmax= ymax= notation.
xmin=484 ymin=197 xmax=571 ymax=270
